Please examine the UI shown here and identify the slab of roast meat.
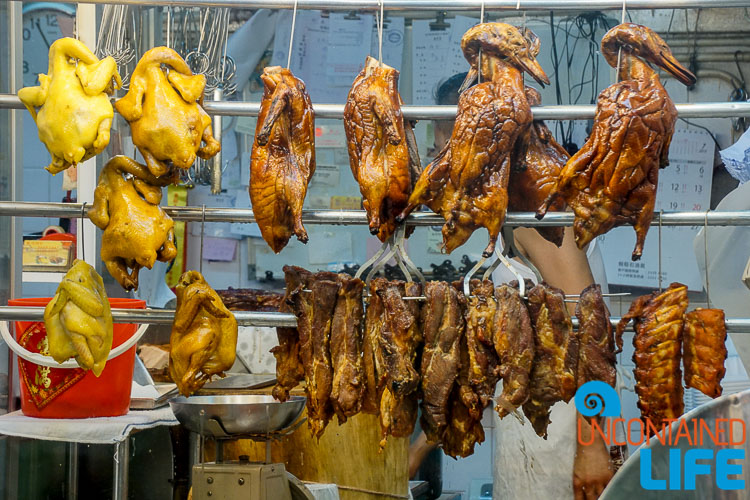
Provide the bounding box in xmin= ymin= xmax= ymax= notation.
xmin=616 ymin=282 xmax=688 ymax=429
xmin=492 ymin=282 xmax=534 ymax=418
xmin=361 ymin=280 xmax=386 ymax=415
xmin=576 ymin=284 xmax=616 ymax=388
xmin=464 ymin=280 xmax=501 ymax=409
xmin=288 ymin=271 xmax=340 ymax=439
xmin=344 ymin=57 xmax=420 ymax=242
xmin=523 ymin=283 xmax=578 ymax=438
xmin=397 ymin=23 xmax=549 ymax=256
xmin=540 ymin=24 xmax=696 ymax=260
xmin=271 ymin=266 xmax=310 ymax=402
xmin=420 ymin=281 xmax=465 ymax=443
xmin=249 ymin=66 xmax=315 ymax=253
xmin=509 ymin=87 xmax=568 ymax=246
xmin=683 ymin=308 xmax=727 ymax=399
xmin=329 ymin=274 xmax=365 ymax=423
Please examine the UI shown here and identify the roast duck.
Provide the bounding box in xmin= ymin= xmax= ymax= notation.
xmin=115 ymin=47 xmax=220 ymax=177
xmin=19 ymin=38 xmax=121 ymax=174
xmin=398 ymin=23 xmax=549 ymax=256
xmin=249 ymin=67 xmax=316 ymax=253
xmin=169 ymin=271 xmax=237 ymax=397
xmin=540 ymin=24 xmax=697 ymax=260
xmin=43 ymin=260 xmax=113 ymax=376
xmin=344 ymin=56 xmax=421 ymax=242
xmin=89 ymin=156 xmax=177 ymax=291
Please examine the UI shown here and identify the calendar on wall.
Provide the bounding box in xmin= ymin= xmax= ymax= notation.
xmin=598 ymin=127 xmax=715 ymax=291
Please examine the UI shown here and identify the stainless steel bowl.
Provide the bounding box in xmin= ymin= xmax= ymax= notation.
xmin=170 ymin=394 xmax=306 ymax=437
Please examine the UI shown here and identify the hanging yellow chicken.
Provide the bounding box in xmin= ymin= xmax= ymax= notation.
xmin=43 ymin=260 xmax=113 ymax=377
xmin=115 ymin=47 xmax=220 ymax=177
xmin=169 ymin=271 xmax=237 ymax=396
xmin=89 ymin=156 xmax=178 ymax=291
xmin=18 ymin=38 xmax=122 ymax=174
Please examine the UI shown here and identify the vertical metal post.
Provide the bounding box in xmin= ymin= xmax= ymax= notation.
xmin=75 ymin=4 xmax=97 ymax=266
xmin=210 ymin=88 xmax=223 ymax=194
xmin=112 ymin=438 xmax=130 ymax=500
xmin=66 ymin=442 xmax=79 ymax=500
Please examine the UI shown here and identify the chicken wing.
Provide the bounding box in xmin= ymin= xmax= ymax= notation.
xmin=89 ymin=156 xmax=177 ymax=291
xmin=249 ymin=66 xmax=316 ymax=253
xmin=19 ymin=38 xmax=121 ymax=174
xmin=576 ymin=284 xmax=616 ymax=387
xmin=115 ymin=47 xmax=220 ymax=177
xmin=540 ymin=24 xmax=696 ymax=260
xmin=169 ymin=271 xmax=237 ymax=396
xmin=397 ymin=23 xmax=549 ymax=256
xmin=509 ymin=87 xmax=568 ymax=246
xmin=492 ymin=282 xmax=534 ymax=418
xmin=330 ymin=274 xmax=365 ymax=423
xmin=523 ymin=283 xmax=578 ymax=438
xmin=616 ymin=283 xmax=688 ymax=429
xmin=344 ymin=57 xmax=417 ymax=241
xmin=420 ymin=281 xmax=465 ymax=443
xmin=43 ymin=260 xmax=113 ymax=376
xmin=683 ymin=308 xmax=727 ymax=399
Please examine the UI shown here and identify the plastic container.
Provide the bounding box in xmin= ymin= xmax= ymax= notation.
xmin=8 ymin=297 xmax=146 ymax=418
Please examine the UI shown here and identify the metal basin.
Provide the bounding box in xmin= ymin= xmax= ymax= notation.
xmin=170 ymin=394 xmax=306 ymax=437
xmin=601 ymin=388 xmax=750 ymax=499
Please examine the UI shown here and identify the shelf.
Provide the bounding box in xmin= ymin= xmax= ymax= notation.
xmin=21 ymin=271 xmax=65 ymax=284
xmin=3 ymin=94 xmax=750 ymax=121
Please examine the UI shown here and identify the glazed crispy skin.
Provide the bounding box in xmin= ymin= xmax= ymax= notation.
xmin=683 ymin=308 xmax=727 ymax=399
xmin=523 ymin=283 xmax=578 ymax=438
xmin=289 ymin=272 xmax=340 ymax=438
xmin=330 ymin=274 xmax=366 ymax=423
xmin=250 ymin=66 xmax=315 ymax=253
xmin=376 ymin=281 xmax=423 ymax=446
xmin=271 ymin=266 xmax=311 ymax=402
xmin=509 ymin=87 xmax=568 ymax=246
xmin=616 ymin=282 xmax=688 ymax=428
xmin=492 ymin=283 xmax=534 ymax=418
xmin=420 ymin=281 xmax=465 ymax=443
xmin=398 ymin=24 xmax=548 ymax=256
xmin=541 ymin=25 xmax=695 ymax=260
xmin=89 ymin=156 xmax=177 ymax=291
xmin=115 ymin=47 xmax=219 ymax=177
xmin=464 ymin=280 xmax=501 ymax=409
xmin=344 ymin=57 xmax=412 ymax=242
xmin=169 ymin=271 xmax=237 ymax=397
xmin=576 ymin=284 xmax=616 ymax=388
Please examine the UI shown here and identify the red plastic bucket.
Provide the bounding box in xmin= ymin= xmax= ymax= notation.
xmin=8 ymin=297 xmax=146 ymax=418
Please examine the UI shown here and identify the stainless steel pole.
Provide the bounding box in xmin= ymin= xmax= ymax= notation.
xmin=66 ymin=442 xmax=79 ymax=500
xmin=112 ymin=438 xmax=130 ymax=500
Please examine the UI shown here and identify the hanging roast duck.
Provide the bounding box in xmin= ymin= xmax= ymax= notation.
xmin=539 ymin=24 xmax=696 ymax=260
xmin=397 ymin=23 xmax=549 ymax=256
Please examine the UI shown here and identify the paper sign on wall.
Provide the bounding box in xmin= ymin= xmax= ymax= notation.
xmin=598 ymin=128 xmax=714 ymax=290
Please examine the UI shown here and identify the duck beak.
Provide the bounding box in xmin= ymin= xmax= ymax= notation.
xmin=516 ymin=55 xmax=550 ymax=87
xmin=459 ymin=67 xmax=479 ymax=94
xmin=655 ymin=50 xmax=696 ymax=86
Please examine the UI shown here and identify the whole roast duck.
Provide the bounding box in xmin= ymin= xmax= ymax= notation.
xmin=398 ymin=23 xmax=549 ymax=256
xmin=540 ymin=24 xmax=696 ymax=260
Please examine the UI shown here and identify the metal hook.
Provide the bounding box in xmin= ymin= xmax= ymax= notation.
xmin=463 ymin=253 xmax=489 ymax=297
xmin=392 ymin=225 xmax=426 ymax=288
xmin=354 ymin=238 xmax=390 ymax=283
xmin=616 ymin=0 xmax=626 ymax=82
xmin=80 ymin=201 xmax=87 ymax=262
xmin=500 ymin=226 xmax=542 ymax=284
xmin=199 ymin=204 xmax=206 ymax=273
xmin=287 ymin=0 xmax=299 ymax=69
xmin=377 ymin=0 xmax=385 ymax=67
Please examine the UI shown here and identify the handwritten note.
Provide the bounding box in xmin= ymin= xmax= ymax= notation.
xmin=598 ymin=128 xmax=715 ymax=290
xmin=202 ymin=237 xmax=238 ymax=262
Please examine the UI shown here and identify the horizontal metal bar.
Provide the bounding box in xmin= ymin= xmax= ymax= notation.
xmin=3 ymin=201 xmax=750 ymax=227
xmin=4 ymin=94 xmax=750 ymax=120
xmin=16 ymin=0 xmax=750 ymax=11
xmin=0 ymin=307 xmax=297 ymax=328
xmin=1 ymin=306 xmax=749 ymax=332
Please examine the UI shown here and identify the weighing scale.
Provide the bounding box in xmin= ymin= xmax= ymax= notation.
xmin=170 ymin=394 xmax=314 ymax=500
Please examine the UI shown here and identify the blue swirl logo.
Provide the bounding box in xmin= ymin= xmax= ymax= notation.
xmin=574 ymin=381 xmax=621 ymax=417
